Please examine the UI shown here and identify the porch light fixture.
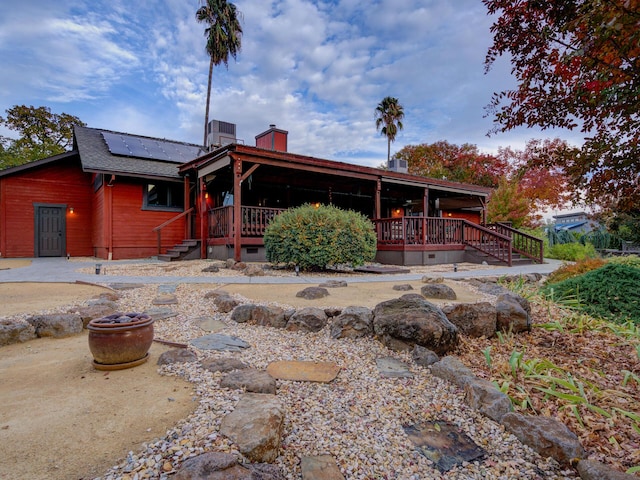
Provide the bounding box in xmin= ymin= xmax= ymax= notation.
xmin=69 ymin=206 xmax=74 ymax=214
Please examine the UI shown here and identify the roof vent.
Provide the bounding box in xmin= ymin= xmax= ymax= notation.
xmin=207 ymin=119 xmax=236 ymax=150
xmin=388 ymin=158 xmax=408 ymax=173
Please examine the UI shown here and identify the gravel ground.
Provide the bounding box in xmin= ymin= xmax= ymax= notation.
xmin=86 ymin=277 xmax=579 ymax=480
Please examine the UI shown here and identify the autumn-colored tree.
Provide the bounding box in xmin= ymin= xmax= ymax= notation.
xmin=394 ymin=140 xmax=508 ymax=188
xmin=486 ymin=176 xmax=536 ymax=228
xmin=496 ymin=138 xmax=575 ymax=211
xmin=0 ymin=105 xmax=85 ymax=169
xmin=484 ymin=0 xmax=640 ymax=211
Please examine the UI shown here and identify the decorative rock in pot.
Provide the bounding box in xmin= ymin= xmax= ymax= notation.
xmin=87 ymin=312 xmax=154 ymax=370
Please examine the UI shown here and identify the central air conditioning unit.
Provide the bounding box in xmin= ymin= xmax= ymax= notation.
xmin=207 ymin=120 xmax=237 ymax=150
xmin=388 ymin=158 xmax=408 ymax=173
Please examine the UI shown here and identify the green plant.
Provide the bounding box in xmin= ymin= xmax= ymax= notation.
xmin=608 ymin=255 xmax=640 ymax=269
xmin=542 ymin=264 xmax=640 ymax=324
xmin=546 ymin=242 xmax=598 ymax=261
xmin=263 ymin=204 xmax=377 ymax=271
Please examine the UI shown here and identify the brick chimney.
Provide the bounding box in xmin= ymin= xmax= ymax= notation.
xmin=255 ymin=124 xmax=288 ymax=152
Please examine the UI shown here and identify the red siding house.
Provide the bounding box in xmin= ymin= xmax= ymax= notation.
xmin=0 ymin=125 xmax=543 ymax=265
xmin=0 ymin=126 xmax=203 ymax=260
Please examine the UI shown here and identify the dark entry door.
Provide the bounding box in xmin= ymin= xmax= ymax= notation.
xmin=36 ymin=205 xmax=66 ymax=257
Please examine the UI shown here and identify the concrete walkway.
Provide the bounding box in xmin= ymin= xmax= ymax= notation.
xmin=0 ymin=257 xmax=564 ymax=285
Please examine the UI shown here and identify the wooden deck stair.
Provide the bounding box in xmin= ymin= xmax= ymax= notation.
xmin=157 ymin=239 xmax=201 ymax=262
xmin=465 ymin=243 xmax=534 ymax=266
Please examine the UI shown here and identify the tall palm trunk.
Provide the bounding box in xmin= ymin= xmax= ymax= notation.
xmin=203 ymin=57 xmax=214 ymax=148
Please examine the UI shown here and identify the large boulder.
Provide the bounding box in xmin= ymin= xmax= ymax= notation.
xmin=500 ymin=412 xmax=585 ymax=465
xmin=576 ymin=459 xmax=638 ymax=480
xmin=295 ymin=287 xmax=329 ymax=299
xmin=173 ymin=452 xmax=284 ymax=480
xmin=464 ymin=378 xmax=512 ymax=422
xmin=420 ymin=283 xmax=457 ymax=300
xmin=26 ymin=314 xmax=82 ymax=338
xmin=330 ymin=306 xmax=373 ymax=339
xmin=220 ymin=368 xmax=277 ymax=394
xmin=496 ymin=293 xmax=530 ymax=333
xmin=430 ymin=355 xmax=476 ymax=388
xmin=411 ymin=345 xmax=439 ymax=367
xmin=442 ymin=302 xmax=496 ymax=338
xmin=244 ymin=264 xmax=266 ymax=277
xmin=0 ymin=320 xmax=36 ymax=346
xmin=286 ymin=307 xmax=328 ymax=332
xmin=220 ymin=393 xmax=285 ymax=463
xmin=200 ymin=357 xmax=248 ymax=373
xmin=157 ymin=349 xmax=197 ymax=365
xmin=213 ymin=295 xmax=240 ymax=313
xmin=372 ymin=297 xmax=458 ymax=355
xmin=230 ymin=304 xmax=287 ymax=329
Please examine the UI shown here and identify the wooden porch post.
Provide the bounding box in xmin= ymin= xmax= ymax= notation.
xmin=422 ymin=188 xmax=429 ymax=244
xmin=233 ymin=157 xmax=242 ymax=262
xmin=199 ymin=177 xmax=206 ymax=259
xmin=184 ymin=176 xmax=190 ymax=239
xmin=375 ymin=178 xmax=381 ymax=219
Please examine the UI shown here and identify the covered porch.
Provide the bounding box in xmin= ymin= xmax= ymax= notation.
xmin=175 ymin=139 xmax=541 ymax=266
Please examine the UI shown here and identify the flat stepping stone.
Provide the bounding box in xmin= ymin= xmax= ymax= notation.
xmin=266 ymin=360 xmax=340 ymax=383
xmin=144 ymin=307 xmax=178 ymax=320
xmin=190 ymin=334 xmax=250 ymax=352
xmin=158 ymin=284 xmax=178 ymax=293
xmin=376 ymin=357 xmax=413 ymax=378
xmin=301 ymin=455 xmax=345 ymax=480
xmin=404 ymin=421 xmax=485 ymax=472
xmin=193 ymin=316 xmax=226 ymax=333
xmin=152 ymin=294 xmax=178 ymax=305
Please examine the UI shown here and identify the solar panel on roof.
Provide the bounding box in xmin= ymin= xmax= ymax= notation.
xmin=128 ymin=139 xmax=151 ymax=158
xmin=101 ymin=131 xmax=202 ymax=162
xmin=102 ymin=131 xmax=133 ymax=156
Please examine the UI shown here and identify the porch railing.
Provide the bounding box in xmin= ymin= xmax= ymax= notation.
xmin=208 ymin=205 xmax=285 ymax=238
xmin=486 ymin=222 xmax=544 ymax=264
xmin=151 ymin=207 xmax=194 ymax=254
xmin=374 ymin=217 xmax=465 ymax=246
xmin=374 ymin=217 xmax=514 ymax=266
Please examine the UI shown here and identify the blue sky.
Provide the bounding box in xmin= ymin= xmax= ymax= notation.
xmin=0 ymin=0 xmax=583 ymax=168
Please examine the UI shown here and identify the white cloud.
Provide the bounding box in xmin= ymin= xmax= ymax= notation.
xmin=0 ymin=0 xmax=583 ymax=166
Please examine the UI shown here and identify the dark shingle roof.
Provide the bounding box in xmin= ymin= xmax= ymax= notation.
xmin=74 ymin=126 xmax=205 ymax=181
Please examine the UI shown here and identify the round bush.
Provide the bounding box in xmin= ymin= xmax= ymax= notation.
xmin=264 ymin=204 xmax=377 ymax=270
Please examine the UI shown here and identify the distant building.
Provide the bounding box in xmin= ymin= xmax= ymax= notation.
xmin=552 ymin=212 xmax=599 ymax=234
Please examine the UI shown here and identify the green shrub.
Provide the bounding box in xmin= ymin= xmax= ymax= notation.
xmin=546 ymin=242 xmax=597 ymax=261
xmin=542 ymin=264 xmax=640 ymax=324
xmin=264 ymin=204 xmax=377 ymax=271
xmin=607 ymin=254 xmax=640 ymax=269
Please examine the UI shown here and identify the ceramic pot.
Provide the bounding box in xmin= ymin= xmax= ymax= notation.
xmin=88 ymin=313 xmax=154 ymax=370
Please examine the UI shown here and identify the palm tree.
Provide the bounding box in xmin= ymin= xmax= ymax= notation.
xmin=196 ymin=0 xmax=243 ymax=147
xmin=374 ymin=96 xmax=404 ymax=163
